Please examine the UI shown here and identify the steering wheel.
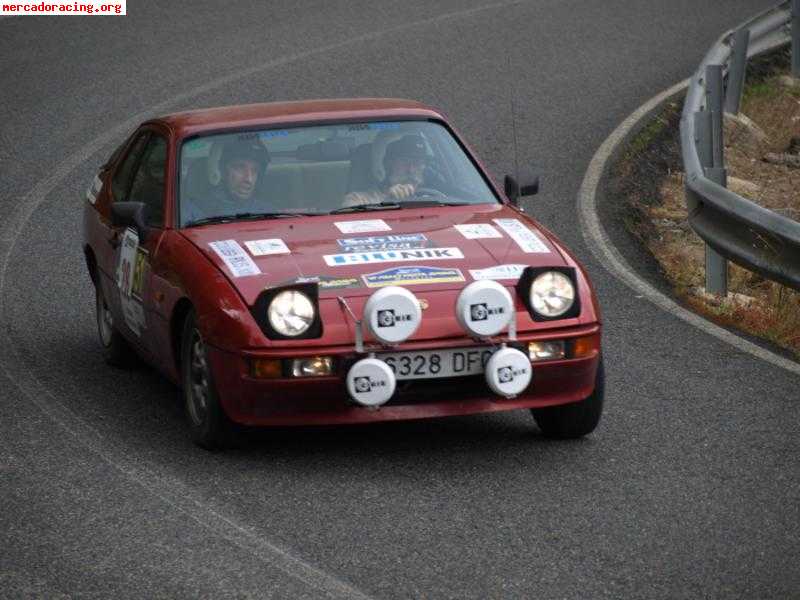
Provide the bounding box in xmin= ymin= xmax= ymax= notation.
xmin=413 ymin=186 xmax=448 ymax=200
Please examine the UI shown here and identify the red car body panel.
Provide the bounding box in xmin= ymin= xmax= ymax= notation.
xmin=83 ymin=99 xmax=602 ymax=427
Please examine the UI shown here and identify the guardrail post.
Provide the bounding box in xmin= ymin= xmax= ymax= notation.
xmin=725 ymin=29 xmax=750 ymax=114
xmin=702 ymin=65 xmax=729 ymax=296
xmin=793 ymin=0 xmax=800 ymax=77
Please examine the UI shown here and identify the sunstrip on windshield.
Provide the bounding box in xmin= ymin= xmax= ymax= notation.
xmin=324 ymin=248 xmax=464 ymax=266
xmin=209 ymin=240 xmax=261 ymax=277
xmin=492 ymin=219 xmax=550 ymax=253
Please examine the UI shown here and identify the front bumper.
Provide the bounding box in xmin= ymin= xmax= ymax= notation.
xmin=206 ymin=325 xmax=601 ymax=426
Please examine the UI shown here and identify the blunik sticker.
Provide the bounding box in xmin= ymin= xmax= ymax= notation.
xmin=324 ymin=247 xmax=464 ymax=266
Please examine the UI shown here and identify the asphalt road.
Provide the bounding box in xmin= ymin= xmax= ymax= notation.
xmin=1 ymin=1 xmax=797 ymax=598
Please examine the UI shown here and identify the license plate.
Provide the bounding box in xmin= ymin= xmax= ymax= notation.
xmin=379 ymin=347 xmax=494 ymax=380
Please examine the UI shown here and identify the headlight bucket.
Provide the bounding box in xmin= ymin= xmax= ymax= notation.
xmin=516 ymin=266 xmax=581 ymax=321
xmin=251 ymin=282 xmax=323 ymax=340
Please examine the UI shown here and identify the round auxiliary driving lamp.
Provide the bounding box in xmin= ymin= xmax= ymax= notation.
xmin=345 ymin=286 xmax=423 ymax=407
xmin=454 ymin=280 xmax=532 ymax=398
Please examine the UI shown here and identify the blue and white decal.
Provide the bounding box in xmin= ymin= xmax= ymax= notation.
xmin=337 ymin=234 xmax=429 ymax=253
xmin=324 ymin=247 xmax=464 ymax=266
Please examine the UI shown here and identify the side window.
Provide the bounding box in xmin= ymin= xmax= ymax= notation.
xmin=111 ymin=132 xmax=150 ymax=202
xmin=128 ymin=135 xmax=167 ymax=227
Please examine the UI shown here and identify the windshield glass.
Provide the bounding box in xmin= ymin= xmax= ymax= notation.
xmin=178 ymin=120 xmax=499 ymax=226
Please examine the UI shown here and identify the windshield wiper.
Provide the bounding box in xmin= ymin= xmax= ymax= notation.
xmin=396 ymin=200 xmax=472 ymax=207
xmin=328 ymin=201 xmax=402 ymax=215
xmin=184 ymin=212 xmax=311 ymax=227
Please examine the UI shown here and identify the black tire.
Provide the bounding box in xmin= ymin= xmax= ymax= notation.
xmin=531 ymin=357 xmax=605 ymax=439
xmin=95 ymin=284 xmax=136 ymax=368
xmin=180 ymin=310 xmax=234 ymax=450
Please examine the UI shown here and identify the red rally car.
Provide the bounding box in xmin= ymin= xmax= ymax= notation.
xmin=82 ymin=98 xmax=603 ymax=449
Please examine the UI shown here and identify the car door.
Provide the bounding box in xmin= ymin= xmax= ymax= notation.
xmin=96 ymin=130 xmax=150 ymax=331
xmin=107 ymin=131 xmax=168 ymax=354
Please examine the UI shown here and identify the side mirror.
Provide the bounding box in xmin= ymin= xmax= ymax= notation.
xmin=111 ymin=201 xmax=149 ymax=243
xmin=504 ymin=168 xmax=540 ymax=206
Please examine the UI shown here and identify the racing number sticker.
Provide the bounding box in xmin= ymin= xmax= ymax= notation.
xmin=116 ymin=228 xmax=138 ymax=294
xmin=116 ymin=228 xmax=148 ymax=335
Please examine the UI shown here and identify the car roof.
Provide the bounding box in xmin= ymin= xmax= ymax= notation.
xmin=154 ymin=98 xmax=446 ymax=138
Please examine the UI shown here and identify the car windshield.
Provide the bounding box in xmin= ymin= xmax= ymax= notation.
xmin=178 ymin=120 xmax=499 ymax=227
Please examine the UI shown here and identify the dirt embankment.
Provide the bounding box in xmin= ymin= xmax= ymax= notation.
xmin=610 ymin=47 xmax=800 ymax=360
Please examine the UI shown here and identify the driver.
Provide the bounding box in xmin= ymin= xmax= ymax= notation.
xmin=344 ymin=134 xmax=429 ymax=206
xmin=185 ymin=139 xmax=270 ymax=222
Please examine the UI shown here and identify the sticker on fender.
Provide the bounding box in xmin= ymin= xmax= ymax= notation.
xmin=209 ymin=240 xmax=261 ymax=277
xmin=493 ymin=219 xmax=550 ymax=253
xmin=324 ymin=247 xmax=464 ymax=266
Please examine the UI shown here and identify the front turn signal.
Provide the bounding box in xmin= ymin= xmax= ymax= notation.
xmin=572 ymin=334 xmax=600 ymax=358
xmin=251 ymin=358 xmax=283 ymax=379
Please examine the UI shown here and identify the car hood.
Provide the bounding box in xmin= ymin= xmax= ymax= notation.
xmin=180 ymin=204 xmax=567 ymax=306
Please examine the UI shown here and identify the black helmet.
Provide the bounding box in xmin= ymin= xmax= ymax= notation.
xmin=383 ymin=135 xmax=428 ymax=168
xmin=221 ymin=139 xmax=270 ymax=169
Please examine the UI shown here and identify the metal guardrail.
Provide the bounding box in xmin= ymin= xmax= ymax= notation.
xmin=679 ymin=0 xmax=799 ymax=294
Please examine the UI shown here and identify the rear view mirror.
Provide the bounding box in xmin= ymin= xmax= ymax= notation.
xmin=504 ymin=168 xmax=540 ymax=206
xmin=111 ymin=201 xmax=149 ymax=242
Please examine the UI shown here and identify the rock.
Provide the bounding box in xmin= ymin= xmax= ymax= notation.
xmin=724 ymin=113 xmax=768 ymax=157
xmin=774 ymin=207 xmax=800 ymax=220
xmin=653 ymin=218 xmax=679 ymax=228
xmin=727 ymin=176 xmax=761 ymax=196
xmin=779 ymin=75 xmax=800 ymax=89
xmin=727 ymin=292 xmax=757 ymax=308
xmin=724 ymin=112 xmax=768 ymax=141
xmin=789 ymin=137 xmax=800 ymax=154
xmin=764 ymin=153 xmax=800 ymax=168
xmin=691 ymin=287 xmax=758 ymax=308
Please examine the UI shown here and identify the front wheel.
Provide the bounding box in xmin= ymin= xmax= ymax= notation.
xmin=95 ymin=284 xmax=136 ymax=367
xmin=531 ymin=357 xmax=605 ymax=439
xmin=181 ymin=311 xmax=234 ymax=450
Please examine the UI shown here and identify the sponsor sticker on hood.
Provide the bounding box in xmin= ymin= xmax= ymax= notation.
xmin=334 ymin=219 xmax=391 ymax=234
xmin=209 ymin=240 xmax=261 ymax=277
xmin=270 ymin=275 xmax=361 ymax=290
xmin=324 ymin=247 xmax=464 ymax=266
xmin=244 ymin=238 xmax=290 ymax=256
xmin=469 ymin=264 xmax=528 ymax=281
xmin=493 ymin=219 xmax=549 ymax=253
xmin=454 ymin=223 xmax=502 ymax=239
xmin=337 ymin=234 xmax=429 ymax=252
xmin=362 ymin=266 xmax=466 ymax=288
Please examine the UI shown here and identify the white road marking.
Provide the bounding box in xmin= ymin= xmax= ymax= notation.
xmin=577 ymin=79 xmax=800 ymax=377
